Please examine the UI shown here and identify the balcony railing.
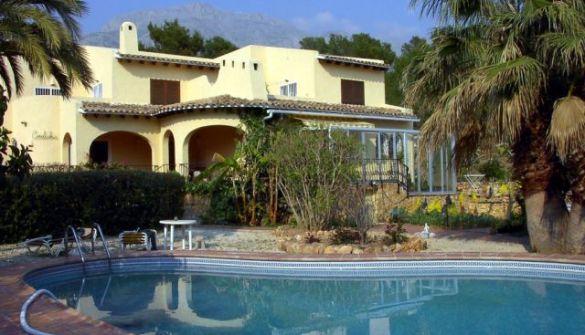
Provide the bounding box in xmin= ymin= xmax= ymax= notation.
xmin=358 ymin=159 xmax=409 ymax=193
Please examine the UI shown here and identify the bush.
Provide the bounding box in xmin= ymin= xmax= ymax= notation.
xmin=0 ymin=170 xmax=185 ymax=243
xmin=271 ymin=129 xmax=360 ymax=231
xmin=478 ymin=159 xmax=509 ymax=181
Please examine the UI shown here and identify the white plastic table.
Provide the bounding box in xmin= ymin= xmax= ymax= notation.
xmin=160 ymin=219 xmax=198 ymax=250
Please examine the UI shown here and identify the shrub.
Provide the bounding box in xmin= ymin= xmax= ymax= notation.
xmin=271 ymin=129 xmax=360 ymax=231
xmin=0 ymin=170 xmax=184 ymax=243
xmin=330 ymin=228 xmax=361 ymax=245
xmin=384 ymin=221 xmax=407 ymax=244
xmin=478 ymin=159 xmax=509 ymax=181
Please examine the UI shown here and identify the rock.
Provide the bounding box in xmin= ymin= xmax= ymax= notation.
xmin=352 ymin=247 xmax=364 ymax=255
xmin=276 ymin=239 xmax=286 ymax=251
xmin=324 ymin=246 xmax=337 ymax=254
xmin=400 ymin=237 xmax=427 ymax=252
xmin=295 ymin=234 xmax=303 ymax=242
xmin=302 ymin=244 xmax=322 ymax=254
xmin=286 ymin=242 xmax=302 ymax=254
xmin=315 ymin=244 xmax=326 ymax=254
xmin=337 ymin=245 xmax=353 ymax=254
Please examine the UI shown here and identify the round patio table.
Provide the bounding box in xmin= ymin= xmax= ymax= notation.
xmin=159 ymin=219 xmax=199 ymax=251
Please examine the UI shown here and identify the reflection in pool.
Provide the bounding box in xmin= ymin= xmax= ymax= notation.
xmin=42 ymin=273 xmax=585 ymax=335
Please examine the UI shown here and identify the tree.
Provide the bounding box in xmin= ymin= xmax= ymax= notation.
xmin=202 ymin=36 xmax=237 ymax=58
xmin=385 ymin=36 xmax=429 ymax=107
xmin=405 ymin=0 xmax=585 ymax=253
xmin=300 ymin=33 xmax=396 ymax=65
xmin=0 ymin=0 xmax=93 ymax=99
xmin=140 ymin=20 xmax=237 ymax=58
xmin=0 ymin=0 xmax=93 ymax=179
xmin=141 ymin=19 xmax=204 ymax=56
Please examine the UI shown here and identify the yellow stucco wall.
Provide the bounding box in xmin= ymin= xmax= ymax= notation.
xmin=3 ymin=21 xmax=416 ymax=169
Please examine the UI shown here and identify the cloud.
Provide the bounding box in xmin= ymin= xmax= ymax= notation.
xmin=292 ymin=11 xmax=360 ymax=35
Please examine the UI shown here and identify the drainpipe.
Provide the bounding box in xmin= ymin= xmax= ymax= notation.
xmin=263 ymin=110 xmax=275 ymax=124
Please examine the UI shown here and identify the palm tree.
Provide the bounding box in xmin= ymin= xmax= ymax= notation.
xmin=405 ymin=0 xmax=585 ymax=253
xmin=0 ymin=0 xmax=93 ymax=122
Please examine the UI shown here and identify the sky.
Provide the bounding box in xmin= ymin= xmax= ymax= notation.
xmin=80 ymin=0 xmax=436 ymax=50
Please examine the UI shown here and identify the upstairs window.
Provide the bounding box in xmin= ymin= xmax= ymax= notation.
xmin=92 ymin=83 xmax=103 ymax=98
xmin=341 ymin=79 xmax=364 ymax=105
xmin=34 ymin=87 xmax=62 ymax=96
xmin=150 ymin=79 xmax=180 ymax=105
xmin=280 ymin=82 xmax=297 ymax=97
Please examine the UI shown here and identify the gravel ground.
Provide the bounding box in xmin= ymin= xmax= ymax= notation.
xmin=0 ymin=226 xmax=529 ymax=267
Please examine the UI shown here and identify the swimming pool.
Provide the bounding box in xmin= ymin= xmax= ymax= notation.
xmin=25 ymin=257 xmax=585 ymax=334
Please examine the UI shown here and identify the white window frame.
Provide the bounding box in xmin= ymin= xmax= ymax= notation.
xmin=279 ymin=82 xmax=297 ymax=97
xmin=92 ymin=83 xmax=103 ymax=98
xmin=33 ymin=86 xmax=62 ymax=96
xmin=333 ymin=126 xmax=456 ymax=195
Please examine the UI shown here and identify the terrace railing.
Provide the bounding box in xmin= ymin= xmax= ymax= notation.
xmin=358 ymin=158 xmax=410 ymax=193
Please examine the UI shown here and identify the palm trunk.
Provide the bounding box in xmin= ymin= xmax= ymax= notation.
xmin=565 ymin=151 xmax=585 ymax=253
xmin=524 ymin=191 xmax=567 ymax=253
xmin=514 ymin=110 xmax=568 ymax=253
xmin=566 ymin=201 xmax=585 ymax=253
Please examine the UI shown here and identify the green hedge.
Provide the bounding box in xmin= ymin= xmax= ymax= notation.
xmin=0 ymin=170 xmax=185 ymax=243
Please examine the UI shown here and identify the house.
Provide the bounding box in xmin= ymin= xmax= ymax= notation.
xmin=3 ymin=22 xmax=454 ymax=195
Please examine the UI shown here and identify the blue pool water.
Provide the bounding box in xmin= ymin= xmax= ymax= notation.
xmin=27 ymin=259 xmax=585 ymax=335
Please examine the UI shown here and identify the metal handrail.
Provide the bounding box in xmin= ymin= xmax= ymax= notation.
xmin=64 ymin=225 xmax=85 ymax=264
xmin=20 ymin=289 xmax=58 ymax=335
xmin=92 ymin=222 xmax=111 ymax=260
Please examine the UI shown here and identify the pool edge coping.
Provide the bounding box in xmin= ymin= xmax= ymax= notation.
xmin=3 ymin=250 xmax=585 ymax=334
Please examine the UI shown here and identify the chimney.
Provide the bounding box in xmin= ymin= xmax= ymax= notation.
xmin=119 ymin=22 xmax=138 ymax=54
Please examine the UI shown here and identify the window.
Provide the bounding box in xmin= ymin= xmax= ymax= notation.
xmin=34 ymin=87 xmax=62 ymax=96
xmin=280 ymin=82 xmax=297 ymax=97
xmin=92 ymin=83 xmax=103 ymax=98
xmin=150 ymin=79 xmax=180 ymax=105
xmin=341 ymin=80 xmax=364 ymax=105
xmin=342 ymin=128 xmax=456 ymax=195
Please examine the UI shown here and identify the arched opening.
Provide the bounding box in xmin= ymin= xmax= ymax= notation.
xmin=62 ymin=133 xmax=72 ymax=165
xmin=186 ymin=126 xmax=243 ymax=173
xmin=89 ymin=131 xmax=152 ymax=169
xmin=163 ymin=130 xmax=176 ymax=171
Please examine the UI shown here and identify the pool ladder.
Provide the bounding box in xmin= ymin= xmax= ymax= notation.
xmin=20 ymin=289 xmax=59 ymax=335
xmin=64 ymin=223 xmax=112 ymax=268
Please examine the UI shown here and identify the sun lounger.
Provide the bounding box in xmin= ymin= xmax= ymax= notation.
xmin=21 ymin=227 xmax=97 ymax=256
xmin=119 ymin=231 xmax=151 ymax=251
xmin=20 ymin=235 xmax=61 ymax=256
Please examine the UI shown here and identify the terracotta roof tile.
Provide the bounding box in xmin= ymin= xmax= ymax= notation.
xmin=80 ymin=95 xmax=417 ymax=121
xmin=317 ymin=54 xmax=390 ymax=70
xmin=115 ymin=52 xmax=220 ymax=69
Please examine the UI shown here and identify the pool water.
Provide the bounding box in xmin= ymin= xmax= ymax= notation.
xmin=40 ymin=272 xmax=585 ymax=335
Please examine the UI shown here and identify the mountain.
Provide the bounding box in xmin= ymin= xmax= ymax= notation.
xmin=82 ymin=2 xmax=306 ymax=49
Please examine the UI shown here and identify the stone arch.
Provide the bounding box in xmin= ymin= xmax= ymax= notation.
xmin=62 ymin=133 xmax=72 ymax=165
xmin=162 ymin=130 xmax=176 ymax=171
xmin=89 ymin=131 xmax=152 ymax=168
xmin=182 ymin=125 xmax=243 ymax=175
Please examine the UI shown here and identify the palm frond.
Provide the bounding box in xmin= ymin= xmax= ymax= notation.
xmin=0 ymin=0 xmax=92 ymax=98
xmin=539 ymin=32 xmax=585 ymax=75
xmin=410 ymin=0 xmax=497 ymax=23
xmin=548 ymin=96 xmax=585 ymax=161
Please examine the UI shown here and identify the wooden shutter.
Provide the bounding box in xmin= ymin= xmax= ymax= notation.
xmin=166 ymin=81 xmax=180 ymax=104
xmin=341 ymin=80 xmax=365 ymax=105
xmin=150 ymin=79 xmax=180 ymax=105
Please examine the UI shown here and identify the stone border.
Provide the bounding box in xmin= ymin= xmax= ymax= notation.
xmin=2 ymin=250 xmax=585 ymax=334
